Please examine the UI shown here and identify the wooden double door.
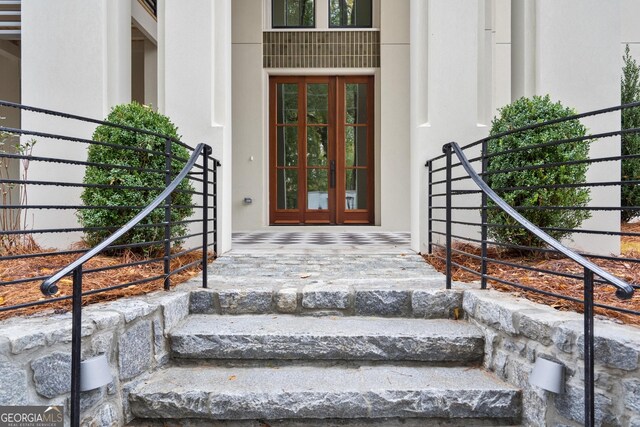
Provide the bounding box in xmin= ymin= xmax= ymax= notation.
xmin=269 ymin=76 xmax=374 ymax=225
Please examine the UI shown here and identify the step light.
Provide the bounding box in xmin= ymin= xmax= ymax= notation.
xmin=80 ymin=354 xmax=112 ymax=392
xmin=529 ymin=357 xmax=565 ymax=394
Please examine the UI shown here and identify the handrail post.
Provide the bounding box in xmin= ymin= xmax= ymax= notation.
xmin=584 ymin=268 xmax=595 ymax=427
xmin=70 ymin=266 xmax=83 ymax=427
xmin=426 ymin=160 xmax=433 ymax=254
xmin=444 ymin=143 xmax=452 ymax=289
xmin=202 ymin=146 xmax=211 ymax=289
xmin=480 ymin=140 xmax=488 ymax=289
xmin=213 ymin=160 xmax=219 ymax=258
xmin=163 ymin=138 xmax=172 ymax=291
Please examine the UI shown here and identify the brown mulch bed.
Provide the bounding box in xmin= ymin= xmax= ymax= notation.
xmin=424 ymin=222 xmax=640 ymax=326
xmin=0 ymin=244 xmax=212 ymax=321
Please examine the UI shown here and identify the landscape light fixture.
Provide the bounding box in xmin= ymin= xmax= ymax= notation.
xmin=79 ymin=354 xmax=112 ymax=392
xmin=529 ymin=357 xmax=565 ymax=394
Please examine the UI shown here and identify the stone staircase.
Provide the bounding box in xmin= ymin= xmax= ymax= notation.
xmin=127 ymin=250 xmax=522 ymax=425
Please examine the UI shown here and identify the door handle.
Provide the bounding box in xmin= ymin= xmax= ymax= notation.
xmin=330 ymin=160 xmax=336 ymax=188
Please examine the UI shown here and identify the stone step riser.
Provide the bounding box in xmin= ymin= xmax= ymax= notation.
xmin=189 ymin=285 xmax=463 ymax=318
xmin=128 ymin=417 xmax=521 ymax=426
xmin=129 ymin=366 xmax=521 ymax=422
xmin=171 ymin=334 xmax=484 ymax=363
xmin=170 ymin=315 xmax=484 ymax=363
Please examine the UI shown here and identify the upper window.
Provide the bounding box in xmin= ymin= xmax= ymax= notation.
xmin=329 ymin=0 xmax=372 ymax=28
xmin=273 ymin=0 xmax=315 ymax=28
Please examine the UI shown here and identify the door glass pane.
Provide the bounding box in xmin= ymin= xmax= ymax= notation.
xmin=273 ymin=0 xmax=315 ymax=27
xmin=277 ymin=127 xmax=298 ymax=166
xmin=307 ymin=168 xmax=328 ymax=210
xmin=307 ymin=83 xmax=328 ymax=124
xmin=277 ymin=169 xmax=298 ymax=209
xmin=307 ymin=126 xmax=328 ymax=166
xmin=277 ymin=83 xmax=298 ymax=124
xmin=345 ymin=126 xmax=367 ymax=166
xmin=345 ymin=169 xmax=367 ymax=210
xmin=346 ymin=83 xmax=367 ymax=124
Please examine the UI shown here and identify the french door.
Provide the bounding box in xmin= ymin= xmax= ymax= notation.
xmin=269 ymin=76 xmax=374 ymax=225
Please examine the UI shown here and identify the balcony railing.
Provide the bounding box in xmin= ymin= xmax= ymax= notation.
xmin=0 ymin=0 xmax=20 ymax=39
xmin=141 ymin=0 xmax=157 ymax=18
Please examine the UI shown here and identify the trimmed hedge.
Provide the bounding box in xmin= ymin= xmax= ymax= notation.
xmin=78 ymin=103 xmax=194 ymax=253
xmin=486 ymin=95 xmax=591 ymax=248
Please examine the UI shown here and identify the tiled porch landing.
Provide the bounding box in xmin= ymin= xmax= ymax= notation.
xmin=231 ymin=231 xmax=412 ymax=250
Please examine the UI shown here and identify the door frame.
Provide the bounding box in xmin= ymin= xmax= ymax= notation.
xmin=269 ymin=75 xmax=374 ymax=225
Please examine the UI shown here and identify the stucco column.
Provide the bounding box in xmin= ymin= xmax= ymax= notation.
xmin=511 ymin=0 xmax=536 ymax=100
xmin=159 ymin=0 xmax=233 ymax=254
xmin=534 ymin=0 xmax=621 ymax=254
xmin=21 ymin=0 xmax=131 ymax=248
xmin=411 ymin=0 xmax=490 ymax=254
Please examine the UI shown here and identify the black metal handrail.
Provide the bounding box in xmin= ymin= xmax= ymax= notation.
xmin=426 ymin=99 xmax=639 ymax=427
xmin=40 ymin=145 xmax=212 ymax=427
xmin=40 ymin=143 xmax=209 ymax=296
xmin=444 ymin=141 xmax=634 ymax=300
xmin=0 ymin=100 xmax=221 ymax=426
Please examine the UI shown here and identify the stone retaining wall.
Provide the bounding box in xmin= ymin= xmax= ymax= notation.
xmin=0 ymin=288 xmax=191 ymax=426
xmin=0 ymin=280 xmax=639 ymax=426
xmin=463 ymin=289 xmax=640 ymax=426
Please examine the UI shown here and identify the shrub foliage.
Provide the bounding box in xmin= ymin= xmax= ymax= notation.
xmin=78 ymin=102 xmax=194 ymax=253
xmin=621 ymin=45 xmax=640 ymax=222
xmin=486 ymin=95 xmax=591 ymax=248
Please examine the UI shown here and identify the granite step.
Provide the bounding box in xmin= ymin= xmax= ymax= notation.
xmin=129 ymin=365 xmax=521 ymax=422
xmin=170 ymin=314 xmax=484 ymax=363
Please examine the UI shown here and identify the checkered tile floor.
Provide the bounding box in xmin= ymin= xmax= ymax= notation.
xmin=232 ymin=231 xmax=411 ymax=247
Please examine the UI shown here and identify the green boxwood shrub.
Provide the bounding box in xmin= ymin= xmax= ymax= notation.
xmin=78 ymin=102 xmax=194 ymax=253
xmin=621 ymin=45 xmax=640 ymax=222
xmin=486 ymin=95 xmax=591 ymax=248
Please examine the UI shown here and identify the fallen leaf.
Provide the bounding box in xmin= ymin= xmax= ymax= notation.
xmin=300 ymin=273 xmax=311 ymax=279
xmin=228 ymin=375 xmax=237 ymax=381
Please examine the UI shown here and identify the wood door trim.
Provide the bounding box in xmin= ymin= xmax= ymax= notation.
xmin=269 ymin=75 xmax=374 ymax=225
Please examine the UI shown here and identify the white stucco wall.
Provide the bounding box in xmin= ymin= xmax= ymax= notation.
xmin=379 ymin=0 xmax=411 ymax=231
xmin=21 ymin=0 xmax=131 ymax=248
xmin=232 ymin=0 xmax=411 ymax=232
xmin=159 ymin=0 xmax=233 ymax=253
xmin=534 ymin=0 xmax=621 ymax=254
xmin=622 ymin=0 xmax=640 ymax=60
xmin=232 ymin=0 xmax=265 ymax=230
xmin=413 ymin=0 xmax=625 ymax=255
xmin=0 ymin=44 xmax=21 ymax=225
xmin=411 ymin=0 xmax=491 ymax=253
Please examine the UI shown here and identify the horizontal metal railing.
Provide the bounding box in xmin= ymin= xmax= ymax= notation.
xmin=0 ymin=101 xmax=219 ymax=316
xmin=0 ymin=0 xmax=20 ymax=39
xmin=425 ymin=102 xmax=639 ymax=427
xmin=0 ymin=100 xmax=220 ymax=426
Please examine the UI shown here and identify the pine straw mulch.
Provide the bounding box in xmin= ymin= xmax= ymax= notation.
xmin=0 ymin=243 xmax=213 ymax=321
xmin=423 ymin=222 xmax=640 ymax=326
